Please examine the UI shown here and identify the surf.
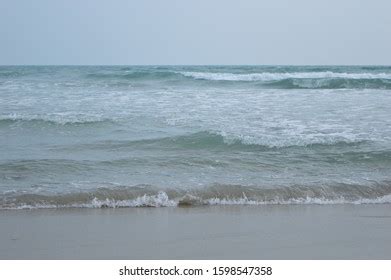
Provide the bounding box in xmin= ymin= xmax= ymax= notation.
xmin=2 ymin=182 xmax=391 ymax=209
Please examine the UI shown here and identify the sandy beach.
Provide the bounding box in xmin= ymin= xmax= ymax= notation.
xmin=1 ymin=204 xmax=391 ymax=259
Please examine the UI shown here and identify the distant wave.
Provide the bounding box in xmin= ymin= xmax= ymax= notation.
xmin=0 ymin=70 xmax=23 ymax=78
xmin=178 ymin=71 xmax=391 ymax=89
xmin=85 ymin=71 xmax=179 ymax=81
xmin=4 ymin=67 xmax=391 ymax=89
xmin=264 ymin=78 xmax=391 ymax=89
xmin=179 ymin=71 xmax=391 ymax=81
xmin=0 ymin=114 xmax=112 ymax=126
xmin=2 ymin=183 xmax=391 ymax=209
xmin=84 ymin=69 xmax=391 ymax=89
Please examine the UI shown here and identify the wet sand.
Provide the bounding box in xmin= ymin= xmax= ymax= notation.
xmin=1 ymin=204 xmax=391 ymax=259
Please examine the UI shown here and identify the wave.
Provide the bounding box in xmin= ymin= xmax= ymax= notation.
xmin=178 ymin=71 xmax=391 ymax=89
xmin=83 ymin=69 xmax=391 ymax=90
xmin=3 ymin=146 xmax=390 ymax=177
xmin=2 ymin=183 xmax=391 ymax=209
xmin=4 ymin=66 xmax=391 ymax=89
xmin=79 ymin=131 xmax=367 ymax=151
xmin=85 ymin=70 xmax=179 ymax=81
xmin=0 ymin=70 xmax=23 ymax=78
xmin=0 ymin=114 xmax=113 ymax=126
xmin=179 ymin=71 xmax=391 ymax=81
xmin=265 ymin=78 xmax=391 ymax=89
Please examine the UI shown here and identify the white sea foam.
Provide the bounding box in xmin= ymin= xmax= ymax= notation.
xmin=215 ymin=129 xmax=366 ymax=148
xmin=205 ymin=194 xmax=391 ymax=206
xmin=81 ymin=192 xmax=177 ymax=208
xmin=180 ymin=71 xmax=391 ymax=81
xmin=3 ymin=192 xmax=391 ymax=210
xmin=0 ymin=113 xmax=109 ymax=125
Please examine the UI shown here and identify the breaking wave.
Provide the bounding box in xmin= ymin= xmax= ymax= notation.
xmin=2 ymin=183 xmax=391 ymax=210
xmin=4 ymin=66 xmax=391 ymax=89
xmin=179 ymin=71 xmax=391 ymax=89
xmin=179 ymin=71 xmax=391 ymax=81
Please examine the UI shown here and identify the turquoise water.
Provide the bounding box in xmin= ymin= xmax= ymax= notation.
xmin=1 ymin=66 xmax=391 ymax=208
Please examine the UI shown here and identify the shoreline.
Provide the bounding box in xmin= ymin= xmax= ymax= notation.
xmin=1 ymin=204 xmax=391 ymax=259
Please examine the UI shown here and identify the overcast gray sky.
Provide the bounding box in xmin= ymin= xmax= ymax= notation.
xmin=0 ymin=0 xmax=390 ymax=65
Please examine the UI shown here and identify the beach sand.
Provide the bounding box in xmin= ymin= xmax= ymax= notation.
xmin=1 ymin=204 xmax=391 ymax=259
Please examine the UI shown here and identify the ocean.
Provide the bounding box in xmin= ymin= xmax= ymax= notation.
xmin=1 ymin=65 xmax=391 ymax=209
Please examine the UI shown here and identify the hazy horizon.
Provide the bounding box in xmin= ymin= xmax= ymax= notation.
xmin=2 ymin=64 xmax=391 ymax=66
xmin=1 ymin=0 xmax=391 ymax=65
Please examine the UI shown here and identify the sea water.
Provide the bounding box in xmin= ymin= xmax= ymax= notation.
xmin=1 ymin=65 xmax=391 ymax=208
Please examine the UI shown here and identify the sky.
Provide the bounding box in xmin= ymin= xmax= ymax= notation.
xmin=0 ymin=0 xmax=390 ymax=65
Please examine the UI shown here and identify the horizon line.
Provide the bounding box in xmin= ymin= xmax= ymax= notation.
xmin=1 ymin=64 xmax=391 ymax=67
